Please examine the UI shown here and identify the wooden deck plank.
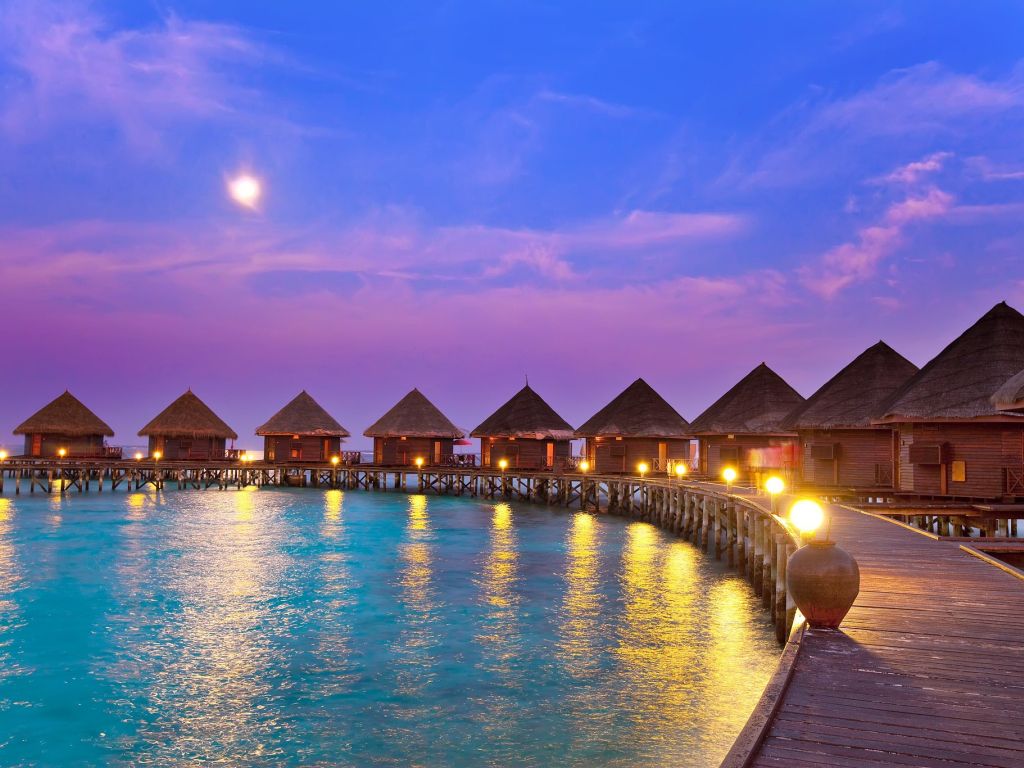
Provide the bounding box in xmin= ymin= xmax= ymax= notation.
xmin=749 ymin=502 xmax=1024 ymax=767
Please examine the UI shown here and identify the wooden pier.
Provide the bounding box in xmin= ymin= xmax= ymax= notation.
xmin=5 ymin=459 xmax=1021 ymax=765
xmin=726 ymin=499 xmax=1024 ymax=768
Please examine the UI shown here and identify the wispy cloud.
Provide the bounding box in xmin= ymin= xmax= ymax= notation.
xmin=872 ymin=151 xmax=952 ymax=185
xmin=801 ymin=186 xmax=954 ymax=299
xmin=536 ymin=89 xmax=647 ymax=119
xmin=725 ymin=62 xmax=1024 ymax=189
xmin=0 ymin=207 xmax=749 ymax=293
xmin=0 ymin=1 xmax=277 ymax=152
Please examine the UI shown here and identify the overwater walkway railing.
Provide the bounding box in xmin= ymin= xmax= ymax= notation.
xmin=0 ymin=459 xmax=802 ymax=643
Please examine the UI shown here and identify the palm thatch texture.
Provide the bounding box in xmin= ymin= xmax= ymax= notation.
xmin=689 ymin=363 xmax=804 ymax=434
xmin=877 ymin=302 xmax=1024 ymax=422
xmin=993 ymin=368 xmax=1024 ymax=413
xmin=14 ymin=391 xmax=114 ymax=437
xmin=364 ymin=389 xmax=464 ymax=438
xmin=256 ymin=391 xmax=350 ymax=437
xmin=782 ymin=342 xmax=919 ymax=430
xmin=471 ymin=385 xmax=574 ymax=440
xmin=574 ymin=378 xmax=690 ymax=438
xmin=138 ymin=390 xmax=238 ymax=439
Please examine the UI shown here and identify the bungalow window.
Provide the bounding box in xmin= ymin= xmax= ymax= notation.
xmin=291 ymin=447 xmax=302 ymax=460
xmin=951 ymin=460 xmax=966 ymax=483
xmin=720 ymin=446 xmax=740 ymax=464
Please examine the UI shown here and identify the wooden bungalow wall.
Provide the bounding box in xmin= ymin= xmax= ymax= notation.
xmin=22 ymin=434 xmax=107 ymax=458
xmin=264 ymin=436 xmax=341 ymax=463
xmin=700 ymin=435 xmax=798 ymax=482
xmin=147 ymin=436 xmax=227 ymax=461
xmin=897 ymin=423 xmax=1024 ymax=499
xmin=373 ymin=437 xmax=455 ymax=466
xmin=481 ymin=438 xmax=570 ymax=470
xmin=797 ymin=428 xmax=896 ymax=489
xmin=585 ymin=437 xmax=689 ymax=474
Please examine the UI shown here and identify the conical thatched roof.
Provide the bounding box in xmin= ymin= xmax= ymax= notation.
xmin=782 ymin=342 xmax=919 ymax=430
xmin=14 ymin=391 xmax=113 ymax=437
xmin=878 ymin=302 xmax=1024 ymax=422
xmin=363 ymin=389 xmax=464 ymax=438
xmin=471 ymin=385 xmax=574 ymax=440
xmin=256 ymin=391 xmax=350 ymax=437
xmin=993 ymin=368 xmax=1024 ymax=413
xmin=574 ymin=378 xmax=690 ymax=438
xmin=690 ymin=363 xmax=804 ymax=434
xmin=138 ymin=390 xmax=238 ymax=439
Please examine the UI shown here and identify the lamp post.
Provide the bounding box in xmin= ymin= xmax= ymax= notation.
xmin=786 ymin=498 xmax=860 ymax=630
xmin=498 ymin=458 xmax=508 ymax=472
xmin=57 ymin=448 xmax=67 ymax=460
xmin=637 ymin=462 xmax=649 ymax=480
xmin=674 ymin=462 xmax=687 ymax=482
xmin=722 ymin=466 xmax=736 ymax=491
xmin=0 ymin=450 xmax=7 ymax=463
xmin=765 ymin=475 xmax=785 ymax=515
xmin=331 ymin=455 xmax=340 ymax=467
xmin=134 ymin=452 xmax=143 ymax=461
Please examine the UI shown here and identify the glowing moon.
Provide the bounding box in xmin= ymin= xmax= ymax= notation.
xmin=228 ymin=174 xmax=261 ymax=208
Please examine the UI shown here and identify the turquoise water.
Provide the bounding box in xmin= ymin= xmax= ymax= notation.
xmin=0 ymin=489 xmax=778 ymax=767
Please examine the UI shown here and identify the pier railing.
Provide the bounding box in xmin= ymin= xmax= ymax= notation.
xmin=0 ymin=459 xmax=802 ymax=643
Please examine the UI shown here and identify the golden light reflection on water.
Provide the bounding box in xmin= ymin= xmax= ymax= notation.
xmin=477 ymin=503 xmax=519 ymax=645
xmin=0 ymin=497 xmax=21 ymax=683
xmin=134 ymin=493 xmax=290 ymax=762
xmin=559 ymin=512 xmax=601 ymax=679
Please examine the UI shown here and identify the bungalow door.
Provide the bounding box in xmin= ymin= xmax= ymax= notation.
xmin=433 ymin=441 xmax=441 ymax=465
xmin=546 ymin=442 xmax=554 ymax=469
xmin=32 ymin=434 xmax=42 ymax=457
xmin=658 ymin=442 xmax=667 ymax=472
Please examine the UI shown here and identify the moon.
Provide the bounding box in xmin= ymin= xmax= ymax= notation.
xmin=228 ymin=174 xmax=261 ymax=209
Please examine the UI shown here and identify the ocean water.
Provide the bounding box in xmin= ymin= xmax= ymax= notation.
xmin=0 ymin=489 xmax=778 ymax=767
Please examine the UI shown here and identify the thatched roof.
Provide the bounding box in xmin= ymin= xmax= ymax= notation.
xmin=689 ymin=363 xmax=804 ymax=434
xmin=14 ymin=391 xmax=113 ymax=437
xmin=138 ymin=390 xmax=238 ymax=439
xmin=993 ymin=368 xmax=1024 ymax=413
xmin=471 ymin=385 xmax=574 ymax=440
xmin=782 ymin=342 xmax=919 ymax=430
xmin=877 ymin=302 xmax=1024 ymax=422
xmin=256 ymin=391 xmax=350 ymax=437
xmin=363 ymin=389 xmax=464 ymax=438
xmin=574 ymin=378 xmax=690 ymax=438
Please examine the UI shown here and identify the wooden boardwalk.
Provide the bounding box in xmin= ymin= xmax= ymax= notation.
xmin=749 ymin=501 xmax=1024 ymax=767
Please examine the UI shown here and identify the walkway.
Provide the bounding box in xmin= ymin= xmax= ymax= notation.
xmin=750 ymin=502 xmax=1024 ymax=767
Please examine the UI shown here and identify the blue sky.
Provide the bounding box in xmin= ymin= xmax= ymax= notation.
xmin=1 ymin=1 xmax=1023 ymax=448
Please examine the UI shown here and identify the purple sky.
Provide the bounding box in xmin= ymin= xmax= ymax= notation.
xmin=1 ymin=2 xmax=1023 ymax=450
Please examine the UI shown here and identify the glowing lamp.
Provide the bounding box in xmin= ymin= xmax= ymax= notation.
xmin=57 ymin=448 xmax=67 ymax=458
xmin=134 ymin=452 xmax=143 ymax=461
xmin=331 ymin=456 xmax=340 ymax=466
xmin=498 ymin=458 xmax=508 ymax=471
xmin=0 ymin=450 xmax=7 ymax=462
xmin=579 ymin=460 xmax=590 ymax=473
xmin=789 ymin=499 xmax=825 ymax=537
xmin=765 ymin=476 xmax=785 ymax=496
xmin=674 ymin=463 xmax=687 ymax=478
xmin=153 ymin=451 xmax=162 ymax=461
xmin=722 ymin=467 xmax=737 ymax=485
xmin=637 ymin=462 xmax=649 ymax=477
xmin=414 ymin=457 xmax=424 ymax=469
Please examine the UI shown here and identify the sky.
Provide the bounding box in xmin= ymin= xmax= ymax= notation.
xmin=1 ymin=1 xmax=1024 ymax=451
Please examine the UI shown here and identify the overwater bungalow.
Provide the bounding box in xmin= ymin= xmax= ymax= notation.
xmin=138 ymin=390 xmax=238 ymax=461
xmin=689 ymin=363 xmax=805 ymax=484
xmin=875 ymin=302 xmax=1024 ymax=500
xmin=574 ymin=378 xmax=691 ymax=474
xmin=364 ymin=389 xmax=464 ymax=466
xmin=13 ymin=391 xmax=115 ymax=458
xmin=781 ymin=342 xmax=918 ymax=490
xmin=471 ymin=384 xmax=574 ymax=470
xmin=256 ymin=391 xmax=350 ymax=463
